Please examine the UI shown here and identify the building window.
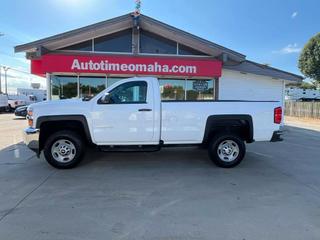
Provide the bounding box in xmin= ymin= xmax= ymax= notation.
xmin=60 ymin=40 xmax=93 ymax=51
xmin=140 ymin=30 xmax=177 ymax=54
xmin=186 ymin=79 xmax=214 ymax=100
xmin=159 ymin=78 xmax=214 ymax=101
xmin=178 ymin=44 xmax=208 ymax=56
xmin=107 ymin=81 xmax=147 ymax=104
xmin=94 ymin=29 xmax=132 ymax=53
xmin=51 ymin=76 xmax=78 ymax=100
xmin=107 ymin=77 xmax=126 ymax=87
xmin=80 ymin=76 xmax=106 ymax=98
xmin=159 ymin=79 xmax=186 ymax=100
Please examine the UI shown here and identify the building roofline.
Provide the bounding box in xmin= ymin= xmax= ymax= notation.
xmin=15 ymin=13 xmax=132 ymax=53
xmin=246 ymin=60 xmax=304 ymax=80
xmin=224 ymin=60 xmax=304 ymax=82
xmin=14 ymin=13 xmax=246 ymax=61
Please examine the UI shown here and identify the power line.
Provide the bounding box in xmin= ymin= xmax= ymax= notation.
xmin=0 ymin=64 xmax=42 ymax=77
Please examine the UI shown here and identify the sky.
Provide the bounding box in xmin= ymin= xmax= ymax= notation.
xmin=0 ymin=0 xmax=319 ymax=93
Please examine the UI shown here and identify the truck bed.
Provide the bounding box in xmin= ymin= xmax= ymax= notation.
xmin=161 ymin=101 xmax=281 ymax=143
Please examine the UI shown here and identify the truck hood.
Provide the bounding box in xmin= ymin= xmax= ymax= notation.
xmin=30 ymin=99 xmax=83 ymax=108
xmin=30 ymin=99 xmax=91 ymax=118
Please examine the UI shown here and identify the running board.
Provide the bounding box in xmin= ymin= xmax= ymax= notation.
xmin=99 ymin=144 xmax=161 ymax=152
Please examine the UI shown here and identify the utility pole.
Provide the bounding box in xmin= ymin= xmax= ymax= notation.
xmin=3 ymin=67 xmax=10 ymax=95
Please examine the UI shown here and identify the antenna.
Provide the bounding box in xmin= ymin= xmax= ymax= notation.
xmin=133 ymin=0 xmax=141 ymax=17
xmin=132 ymin=0 xmax=141 ymax=29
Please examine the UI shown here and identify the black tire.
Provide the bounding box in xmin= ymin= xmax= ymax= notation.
xmin=208 ymin=133 xmax=246 ymax=168
xmin=43 ymin=130 xmax=85 ymax=169
xmin=8 ymin=105 xmax=14 ymax=112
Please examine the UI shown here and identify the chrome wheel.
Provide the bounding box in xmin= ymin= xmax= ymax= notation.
xmin=51 ymin=139 xmax=76 ymax=163
xmin=217 ymin=140 xmax=239 ymax=162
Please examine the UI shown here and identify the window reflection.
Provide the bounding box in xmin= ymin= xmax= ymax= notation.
xmin=179 ymin=44 xmax=208 ymax=56
xmin=140 ymin=30 xmax=177 ymax=54
xmin=60 ymin=40 xmax=93 ymax=51
xmin=159 ymin=79 xmax=185 ymax=100
xmin=109 ymin=81 xmax=147 ymax=104
xmin=159 ymin=78 xmax=214 ymax=101
xmin=80 ymin=76 xmax=106 ymax=98
xmin=94 ymin=29 xmax=132 ymax=53
xmin=186 ymin=79 xmax=214 ymax=100
xmin=107 ymin=77 xmax=125 ymax=87
xmin=51 ymin=76 xmax=78 ymax=100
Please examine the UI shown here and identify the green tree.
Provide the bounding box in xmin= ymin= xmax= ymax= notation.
xmin=300 ymin=81 xmax=317 ymax=90
xmin=298 ymin=33 xmax=320 ymax=83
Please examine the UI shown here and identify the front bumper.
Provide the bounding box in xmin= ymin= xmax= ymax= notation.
xmin=270 ymin=130 xmax=283 ymax=142
xmin=23 ymin=127 xmax=40 ymax=154
xmin=15 ymin=110 xmax=27 ymax=117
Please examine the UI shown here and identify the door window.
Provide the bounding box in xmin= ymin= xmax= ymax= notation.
xmin=103 ymin=81 xmax=147 ymax=104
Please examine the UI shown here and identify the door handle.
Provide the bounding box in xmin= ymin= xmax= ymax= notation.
xmin=138 ymin=108 xmax=152 ymax=112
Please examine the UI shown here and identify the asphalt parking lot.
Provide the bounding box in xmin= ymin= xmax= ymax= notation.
xmin=0 ymin=113 xmax=320 ymax=240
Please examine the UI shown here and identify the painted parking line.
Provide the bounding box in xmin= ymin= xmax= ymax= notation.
xmin=247 ymin=151 xmax=273 ymax=158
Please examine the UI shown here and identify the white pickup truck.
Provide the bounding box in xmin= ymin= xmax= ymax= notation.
xmin=24 ymin=77 xmax=283 ymax=169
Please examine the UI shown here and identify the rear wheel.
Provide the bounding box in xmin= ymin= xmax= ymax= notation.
xmin=8 ymin=104 xmax=14 ymax=112
xmin=208 ymin=133 xmax=246 ymax=168
xmin=43 ymin=130 xmax=84 ymax=169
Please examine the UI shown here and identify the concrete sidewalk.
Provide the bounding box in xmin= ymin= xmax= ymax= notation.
xmin=0 ymin=113 xmax=26 ymax=150
xmin=285 ymin=116 xmax=320 ymax=132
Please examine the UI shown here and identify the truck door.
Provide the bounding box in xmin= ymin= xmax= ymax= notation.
xmin=92 ymin=79 xmax=158 ymax=145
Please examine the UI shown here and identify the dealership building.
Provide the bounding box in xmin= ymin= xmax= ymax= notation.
xmin=15 ymin=13 xmax=303 ymax=102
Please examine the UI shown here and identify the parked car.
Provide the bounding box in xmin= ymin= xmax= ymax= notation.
xmin=8 ymin=95 xmax=27 ymax=110
xmin=14 ymin=105 xmax=28 ymax=118
xmin=0 ymin=94 xmax=9 ymax=112
xmin=23 ymin=77 xmax=283 ymax=169
xmin=17 ymin=88 xmax=47 ymax=102
xmin=8 ymin=94 xmax=37 ymax=110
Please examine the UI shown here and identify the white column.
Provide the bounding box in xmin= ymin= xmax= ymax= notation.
xmin=46 ymin=73 xmax=51 ymax=101
xmin=282 ymin=80 xmax=286 ymax=126
xmin=77 ymin=74 xmax=80 ymax=98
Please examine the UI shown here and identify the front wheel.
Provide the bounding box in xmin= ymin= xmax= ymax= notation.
xmin=43 ymin=130 xmax=85 ymax=169
xmin=208 ymin=133 xmax=246 ymax=168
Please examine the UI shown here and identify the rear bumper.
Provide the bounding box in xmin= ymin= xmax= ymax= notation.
xmin=23 ymin=127 xmax=40 ymax=154
xmin=270 ymin=130 xmax=283 ymax=142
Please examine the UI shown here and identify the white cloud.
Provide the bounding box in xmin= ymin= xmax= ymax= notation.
xmin=291 ymin=11 xmax=298 ymax=19
xmin=273 ymin=43 xmax=302 ymax=54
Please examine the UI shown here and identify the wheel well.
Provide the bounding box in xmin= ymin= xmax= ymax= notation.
xmin=203 ymin=115 xmax=253 ymax=144
xmin=39 ymin=120 xmax=91 ymax=152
